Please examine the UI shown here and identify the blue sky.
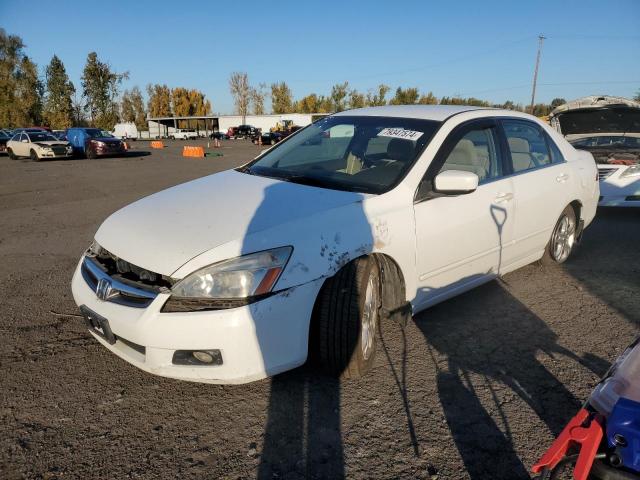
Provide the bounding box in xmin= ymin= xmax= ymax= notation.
xmin=1 ymin=0 xmax=639 ymax=114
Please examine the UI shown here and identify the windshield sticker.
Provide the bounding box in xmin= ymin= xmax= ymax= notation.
xmin=377 ymin=128 xmax=423 ymax=141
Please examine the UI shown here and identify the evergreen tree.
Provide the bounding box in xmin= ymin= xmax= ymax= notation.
xmin=43 ymin=55 xmax=75 ymax=128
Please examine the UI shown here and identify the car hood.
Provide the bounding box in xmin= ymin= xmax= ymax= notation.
xmin=549 ymin=95 xmax=640 ymax=137
xmin=95 ymin=169 xmax=366 ymax=276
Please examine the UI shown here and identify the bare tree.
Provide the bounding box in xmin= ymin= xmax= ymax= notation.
xmin=229 ymin=72 xmax=250 ymax=123
xmin=250 ymin=82 xmax=267 ymax=115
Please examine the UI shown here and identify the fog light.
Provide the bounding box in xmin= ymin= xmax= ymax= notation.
xmin=172 ymin=349 xmax=223 ymax=366
xmin=193 ymin=351 xmax=214 ymax=363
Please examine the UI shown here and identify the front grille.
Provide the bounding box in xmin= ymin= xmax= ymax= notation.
xmin=81 ymin=249 xmax=171 ymax=308
xmin=598 ymin=167 xmax=618 ymax=181
xmin=52 ymin=146 xmax=67 ymax=155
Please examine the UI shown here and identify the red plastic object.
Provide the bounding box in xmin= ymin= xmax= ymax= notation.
xmin=532 ymin=408 xmax=604 ymax=480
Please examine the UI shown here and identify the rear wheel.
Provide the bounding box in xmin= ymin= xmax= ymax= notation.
xmin=30 ymin=149 xmax=40 ymax=162
xmin=542 ymin=206 xmax=577 ymax=264
xmin=313 ymin=256 xmax=381 ymax=379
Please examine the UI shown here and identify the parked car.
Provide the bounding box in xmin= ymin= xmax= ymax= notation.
xmin=6 ymin=130 xmax=73 ymax=161
xmin=252 ymin=131 xmax=283 ymax=145
xmin=227 ymin=127 xmax=238 ymax=139
xmin=113 ymin=122 xmax=138 ymax=140
xmin=209 ymin=130 xmax=229 ymax=140
xmin=66 ymin=127 xmax=125 ymax=159
xmin=170 ymin=129 xmax=198 ymax=140
xmin=71 ymin=105 xmax=598 ymax=384
xmin=0 ymin=129 xmax=11 ymax=154
xmin=235 ymin=124 xmax=257 ymax=138
xmin=550 ymin=95 xmax=640 ymax=207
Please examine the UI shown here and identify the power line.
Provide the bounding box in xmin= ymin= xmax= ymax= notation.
xmin=461 ymin=80 xmax=640 ymax=97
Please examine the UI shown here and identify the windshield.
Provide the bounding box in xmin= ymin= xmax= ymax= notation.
xmin=242 ymin=115 xmax=440 ymax=193
xmin=29 ymin=132 xmax=58 ymax=142
xmin=85 ymin=129 xmax=114 ymax=138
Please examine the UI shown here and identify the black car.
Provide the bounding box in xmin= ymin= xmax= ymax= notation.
xmin=235 ymin=124 xmax=257 ymax=138
xmin=252 ymin=131 xmax=284 ymax=145
xmin=0 ymin=130 xmax=10 ymax=154
xmin=209 ymin=130 xmax=229 ymax=140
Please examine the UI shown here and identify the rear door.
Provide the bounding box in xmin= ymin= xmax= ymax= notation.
xmin=413 ymin=119 xmax=515 ymax=308
xmin=499 ymin=119 xmax=571 ymax=266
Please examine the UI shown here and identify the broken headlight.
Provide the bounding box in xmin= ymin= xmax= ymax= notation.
xmin=620 ymin=164 xmax=640 ymax=179
xmin=162 ymin=247 xmax=292 ymax=312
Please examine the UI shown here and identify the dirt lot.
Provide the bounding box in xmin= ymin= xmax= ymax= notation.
xmin=1 ymin=139 xmax=638 ymax=479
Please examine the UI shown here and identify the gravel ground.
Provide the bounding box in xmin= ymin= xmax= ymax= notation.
xmin=1 ymin=139 xmax=638 ymax=479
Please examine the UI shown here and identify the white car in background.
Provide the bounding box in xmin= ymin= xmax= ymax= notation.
xmin=170 ymin=129 xmax=198 ymax=140
xmin=550 ymin=95 xmax=640 ymax=207
xmin=71 ymin=105 xmax=599 ymax=384
xmin=6 ymin=130 xmax=73 ymax=161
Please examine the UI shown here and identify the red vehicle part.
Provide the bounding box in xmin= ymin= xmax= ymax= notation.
xmin=532 ymin=408 xmax=604 ymax=480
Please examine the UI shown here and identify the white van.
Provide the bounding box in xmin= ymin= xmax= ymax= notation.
xmin=113 ymin=123 xmax=138 ymax=140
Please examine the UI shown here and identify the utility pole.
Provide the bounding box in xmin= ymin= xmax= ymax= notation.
xmin=530 ymin=35 xmax=546 ymax=115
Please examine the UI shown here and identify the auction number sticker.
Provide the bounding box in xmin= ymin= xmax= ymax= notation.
xmin=377 ymin=128 xmax=423 ymax=141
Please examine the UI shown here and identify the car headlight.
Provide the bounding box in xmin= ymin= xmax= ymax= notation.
xmin=163 ymin=247 xmax=292 ymax=312
xmin=620 ymin=164 xmax=640 ymax=179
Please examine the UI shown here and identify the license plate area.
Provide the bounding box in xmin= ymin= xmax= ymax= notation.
xmin=80 ymin=305 xmax=116 ymax=345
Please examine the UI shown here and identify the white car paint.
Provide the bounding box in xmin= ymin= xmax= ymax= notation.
xmin=597 ymin=163 xmax=640 ymax=206
xmin=71 ymin=105 xmax=599 ymax=384
xmin=171 ymin=129 xmax=198 ymax=140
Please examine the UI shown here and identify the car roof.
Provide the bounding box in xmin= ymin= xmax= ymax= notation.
xmin=332 ymin=104 xmax=492 ymax=121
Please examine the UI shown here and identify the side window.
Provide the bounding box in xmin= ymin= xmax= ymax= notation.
xmin=545 ymin=133 xmax=565 ymax=164
xmin=503 ymin=120 xmax=551 ymax=172
xmin=11 ymin=133 xmax=20 ymax=141
xmin=20 ymin=133 xmax=27 ymax=142
xmin=439 ymin=127 xmax=502 ymax=183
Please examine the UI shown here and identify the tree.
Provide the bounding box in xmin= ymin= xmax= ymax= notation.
xmin=330 ymin=82 xmax=349 ymax=112
xmin=389 ymin=87 xmax=419 ymax=105
xmin=0 ymin=29 xmax=25 ymax=127
xmin=146 ymin=84 xmax=172 ymax=117
xmin=229 ymin=72 xmax=251 ymax=121
xmin=550 ymin=98 xmax=566 ymax=109
xmin=81 ymin=52 xmax=128 ymax=129
xmin=633 ymin=90 xmax=640 ymax=102
xmin=43 ymin=55 xmax=75 ymax=129
xmin=120 ymin=86 xmax=147 ymax=129
xmin=71 ymin=91 xmax=87 ymax=126
xmin=418 ymin=91 xmax=438 ymax=105
xmin=366 ymin=84 xmax=390 ymax=107
xmin=348 ymin=89 xmax=366 ymax=109
xmin=14 ymin=56 xmax=43 ymax=126
xmin=271 ymin=81 xmax=293 ymax=114
xmin=250 ymin=83 xmax=267 ymax=115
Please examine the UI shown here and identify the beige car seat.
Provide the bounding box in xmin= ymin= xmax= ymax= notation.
xmin=442 ymin=138 xmax=487 ymax=179
xmin=508 ymin=137 xmax=535 ymax=171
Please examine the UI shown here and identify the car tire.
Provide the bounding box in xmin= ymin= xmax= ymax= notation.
xmin=86 ymin=147 xmax=97 ymax=160
xmin=270 ymin=139 xmax=276 ymax=145
xmin=541 ymin=205 xmax=577 ymax=265
xmin=7 ymin=148 xmax=16 ymax=160
xmin=313 ymin=256 xmax=381 ymax=379
xmin=30 ymin=149 xmax=40 ymax=162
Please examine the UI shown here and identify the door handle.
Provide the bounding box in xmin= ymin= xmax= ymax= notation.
xmin=556 ymin=173 xmax=569 ymax=182
xmin=494 ymin=192 xmax=514 ymax=203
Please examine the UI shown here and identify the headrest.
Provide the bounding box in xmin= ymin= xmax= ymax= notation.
xmin=508 ymin=137 xmax=530 ymax=153
xmin=387 ymin=138 xmax=414 ymax=162
xmin=448 ymin=139 xmax=476 ymax=165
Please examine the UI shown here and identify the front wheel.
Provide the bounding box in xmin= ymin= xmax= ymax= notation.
xmin=7 ymin=148 xmax=16 ymax=160
xmin=312 ymin=256 xmax=381 ymax=379
xmin=542 ymin=206 xmax=577 ymax=264
xmin=86 ymin=147 xmax=97 ymax=159
xmin=30 ymin=149 xmax=40 ymax=162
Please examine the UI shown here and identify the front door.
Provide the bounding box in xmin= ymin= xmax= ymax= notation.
xmin=413 ymin=120 xmax=514 ymax=309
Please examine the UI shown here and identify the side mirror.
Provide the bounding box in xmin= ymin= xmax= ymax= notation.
xmin=434 ymin=170 xmax=479 ymax=194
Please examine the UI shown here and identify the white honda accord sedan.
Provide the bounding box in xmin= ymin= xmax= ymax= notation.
xmin=71 ymin=105 xmax=599 ymax=384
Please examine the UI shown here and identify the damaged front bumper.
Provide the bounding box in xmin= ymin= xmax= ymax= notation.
xmin=71 ymin=258 xmax=324 ymax=384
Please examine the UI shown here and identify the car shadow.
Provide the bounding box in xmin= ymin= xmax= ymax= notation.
xmin=413 ymin=279 xmax=583 ymax=479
